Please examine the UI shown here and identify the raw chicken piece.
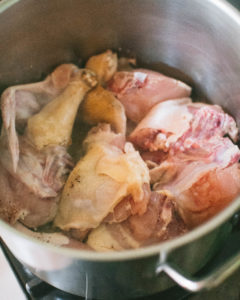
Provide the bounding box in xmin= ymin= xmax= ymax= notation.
xmin=1 ymin=64 xmax=79 ymax=171
xmin=154 ymin=154 xmax=240 ymax=227
xmin=0 ymin=161 xmax=58 ymax=228
xmin=0 ymin=135 xmax=72 ymax=228
xmin=81 ymin=85 xmax=126 ymax=135
xmin=0 ymin=67 xmax=97 ymax=228
xmin=26 ymin=68 xmax=98 ymax=151
xmin=87 ymin=192 xmax=187 ymax=251
xmin=14 ymin=222 xmax=92 ymax=250
xmin=103 ymin=184 xmax=150 ymax=224
xmin=108 ymin=69 xmax=191 ymax=122
xmin=173 ymin=164 xmax=240 ymax=227
xmin=133 ymin=99 xmax=240 ymax=227
xmin=54 ymin=124 xmax=150 ymax=232
xmin=130 ymin=98 xmax=238 ymax=152
xmin=86 ymin=50 xmax=117 ymax=85
xmin=130 ymin=98 xmax=193 ymax=151
xmin=0 ymin=135 xmax=72 ymax=199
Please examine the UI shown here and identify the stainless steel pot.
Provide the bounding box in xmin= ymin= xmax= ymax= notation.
xmin=1 ymin=0 xmax=240 ymax=299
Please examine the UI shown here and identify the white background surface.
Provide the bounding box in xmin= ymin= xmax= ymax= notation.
xmin=0 ymin=247 xmax=26 ymax=300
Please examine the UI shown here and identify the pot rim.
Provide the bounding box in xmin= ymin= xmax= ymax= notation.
xmin=1 ymin=0 xmax=240 ymax=262
xmin=1 ymin=195 xmax=240 ymax=262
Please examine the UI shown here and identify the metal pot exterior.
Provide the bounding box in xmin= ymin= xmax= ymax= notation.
xmin=0 ymin=220 xmax=232 ymax=299
xmin=1 ymin=0 xmax=240 ymax=298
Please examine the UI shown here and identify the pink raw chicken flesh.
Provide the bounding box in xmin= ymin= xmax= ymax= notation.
xmin=130 ymin=98 xmax=240 ymax=227
xmin=1 ymin=50 xmax=240 ymax=252
xmin=108 ymin=69 xmax=191 ymax=123
xmin=86 ymin=192 xmax=187 ymax=251
xmin=0 ymin=65 xmax=98 ymax=228
xmin=130 ymin=98 xmax=238 ymax=152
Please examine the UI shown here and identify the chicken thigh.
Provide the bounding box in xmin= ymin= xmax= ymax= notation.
xmin=54 ymin=124 xmax=150 ymax=233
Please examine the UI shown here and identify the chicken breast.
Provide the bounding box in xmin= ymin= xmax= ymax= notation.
xmin=108 ymin=69 xmax=191 ymax=123
xmin=54 ymin=124 xmax=150 ymax=232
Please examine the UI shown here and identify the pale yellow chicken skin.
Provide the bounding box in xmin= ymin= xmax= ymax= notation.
xmin=26 ymin=69 xmax=98 ymax=150
xmin=54 ymin=125 xmax=150 ymax=232
xmin=86 ymin=50 xmax=117 ymax=84
xmin=81 ymin=85 xmax=126 ymax=135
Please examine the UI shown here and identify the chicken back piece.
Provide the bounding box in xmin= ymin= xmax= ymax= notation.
xmin=129 ymin=98 xmax=240 ymax=227
xmin=108 ymin=69 xmax=191 ymax=123
xmin=54 ymin=124 xmax=151 ymax=233
xmin=0 ymin=67 xmax=98 ymax=228
xmin=87 ymin=192 xmax=187 ymax=252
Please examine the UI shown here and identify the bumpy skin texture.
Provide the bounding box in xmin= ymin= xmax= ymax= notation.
xmin=130 ymin=98 xmax=240 ymax=227
xmin=54 ymin=124 xmax=150 ymax=232
xmin=0 ymin=65 xmax=98 ymax=228
xmin=108 ymin=69 xmax=191 ymax=123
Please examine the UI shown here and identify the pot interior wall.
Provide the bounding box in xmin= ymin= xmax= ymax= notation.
xmin=1 ymin=0 xmax=240 ymax=123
